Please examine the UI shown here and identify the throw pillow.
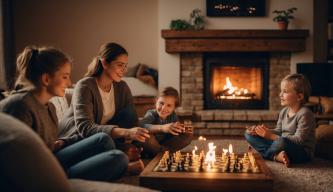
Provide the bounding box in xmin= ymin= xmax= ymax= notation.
xmin=126 ymin=64 xmax=139 ymax=77
xmin=320 ymin=97 xmax=333 ymax=113
xmin=315 ymin=124 xmax=333 ymax=160
xmin=136 ymin=63 xmax=158 ymax=87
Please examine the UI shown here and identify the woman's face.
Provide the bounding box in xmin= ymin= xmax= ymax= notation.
xmin=105 ymin=54 xmax=128 ymax=82
xmin=46 ymin=62 xmax=72 ymax=97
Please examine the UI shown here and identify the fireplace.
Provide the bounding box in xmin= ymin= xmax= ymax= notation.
xmin=204 ymin=53 xmax=269 ymax=109
xmin=162 ymin=30 xmax=308 ymax=112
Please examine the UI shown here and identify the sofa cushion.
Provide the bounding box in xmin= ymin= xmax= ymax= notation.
xmin=320 ymin=97 xmax=333 ymax=113
xmin=50 ymin=96 xmax=69 ymax=121
xmin=0 ymin=112 xmax=159 ymax=192
xmin=70 ymin=179 xmax=158 ymax=192
xmin=49 ymin=88 xmax=74 ymax=121
xmin=0 ymin=112 xmax=72 ymax=192
xmin=315 ymin=124 xmax=333 ymax=160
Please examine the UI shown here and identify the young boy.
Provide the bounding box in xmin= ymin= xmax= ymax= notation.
xmin=140 ymin=87 xmax=193 ymax=156
xmin=245 ymin=74 xmax=316 ymax=167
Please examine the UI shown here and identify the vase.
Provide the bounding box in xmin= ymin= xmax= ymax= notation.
xmin=277 ymin=21 xmax=289 ymax=30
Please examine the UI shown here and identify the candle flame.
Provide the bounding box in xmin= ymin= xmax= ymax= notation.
xmin=198 ymin=136 xmax=206 ymax=141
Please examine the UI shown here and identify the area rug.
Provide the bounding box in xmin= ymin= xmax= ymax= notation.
xmin=118 ymin=138 xmax=333 ymax=192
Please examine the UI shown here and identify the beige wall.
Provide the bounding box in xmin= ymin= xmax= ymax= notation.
xmin=13 ymin=0 xmax=158 ymax=82
xmin=12 ymin=0 xmax=313 ymax=89
xmin=158 ymin=0 xmax=314 ymax=91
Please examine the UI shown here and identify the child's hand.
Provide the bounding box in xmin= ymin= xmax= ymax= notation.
xmin=255 ymin=124 xmax=271 ymax=139
xmin=246 ymin=125 xmax=257 ymax=136
xmin=127 ymin=127 xmax=150 ymax=142
xmin=162 ymin=122 xmax=184 ymax=135
xmin=54 ymin=139 xmax=65 ymax=151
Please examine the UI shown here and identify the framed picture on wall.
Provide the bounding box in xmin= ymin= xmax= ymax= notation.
xmin=206 ymin=0 xmax=266 ymax=17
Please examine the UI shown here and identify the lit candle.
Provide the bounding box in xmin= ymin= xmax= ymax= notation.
xmin=229 ymin=144 xmax=234 ymax=155
xmin=192 ymin=146 xmax=198 ymax=157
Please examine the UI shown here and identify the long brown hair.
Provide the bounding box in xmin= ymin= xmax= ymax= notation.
xmin=15 ymin=46 xmax=71 ymax=90
xmin=85 ymin=42 xmax=128 ymax=77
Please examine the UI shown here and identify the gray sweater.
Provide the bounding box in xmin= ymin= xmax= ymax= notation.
xmin=0 ymin=91 xmax=58 ymax=151
xmin=59 ymin=77 xmax=136 ymax=140
xmin=139 ymin=109 xmax=178 ymax=129
xmin=272 ymin=106 xmax=316 ymax=158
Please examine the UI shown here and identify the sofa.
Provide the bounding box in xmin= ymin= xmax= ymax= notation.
xmin=308 ymin=96 xmax=333 ymax=124
xmin=307 ymin=96 xmax=333 ymax=160
xmin=0 ymin=112 xmax=157 ymax=192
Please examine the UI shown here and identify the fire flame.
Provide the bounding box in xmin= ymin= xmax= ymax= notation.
xmin=218 ymin=77 xmax=251 ymax=99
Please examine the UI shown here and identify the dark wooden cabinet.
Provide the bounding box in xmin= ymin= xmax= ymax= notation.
xmin=328 ymin=1 xmax=333 ymax=62
xmin=314 ymin=0 xmax=333 ymax=63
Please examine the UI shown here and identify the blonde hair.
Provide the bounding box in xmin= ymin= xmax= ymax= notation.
xmin=15 ymin=46 xmax=71 ymax=90
xmin=158 ymin=87 xmax=180 ymax=107
xmin=85 ymin=42 xmax=128 ymax=77
xmin=282 ymin=74 xmax=311 ymax=104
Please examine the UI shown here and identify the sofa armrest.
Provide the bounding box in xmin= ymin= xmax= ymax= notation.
xmin=0 ymin=113 xmax=71 ymax=192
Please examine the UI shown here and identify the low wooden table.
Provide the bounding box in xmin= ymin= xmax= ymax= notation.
xmin=139 ymin=152 xmax=273 ymax=192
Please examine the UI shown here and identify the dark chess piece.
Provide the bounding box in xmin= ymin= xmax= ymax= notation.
xmin=189 ymin=156 xmax=193 ymax=166
xmin=177 ymin=162 xmax=182 ymax=172
xmin=199 ymin=158 xmax=204 ymax=172
xmin=167 ymin=163 xmax=172 ymax=171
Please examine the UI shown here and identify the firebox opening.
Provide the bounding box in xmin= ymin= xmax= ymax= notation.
xmin=212 ymin=66 xmax=263 ymax=100
xmin=204 ymin=52 xmax=269 ymax=109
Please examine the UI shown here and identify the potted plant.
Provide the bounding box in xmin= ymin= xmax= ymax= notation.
xmin=272 ymin=7 xmax=297 ymax=30
xmin=170 ymin=9 xmax=205 ymax=31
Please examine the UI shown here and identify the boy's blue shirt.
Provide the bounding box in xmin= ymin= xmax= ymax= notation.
xmin=139 ymin=109 xmax=178 ymax=129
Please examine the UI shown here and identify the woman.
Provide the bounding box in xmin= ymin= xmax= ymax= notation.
xmin=0 ymin=46 xmax=128 ymax=181
xmin=59 ymin=42 xmax=150 ymax=173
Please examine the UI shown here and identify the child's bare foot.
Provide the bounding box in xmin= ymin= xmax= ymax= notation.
xmin=126 ymin=147 xmax=141 ymax=162
xmin=274 ymin=151 xmax=290 ymax=167
xmin=127 ymin=159 xmax=145 ymax=175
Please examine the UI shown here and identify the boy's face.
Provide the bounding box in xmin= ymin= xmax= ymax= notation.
xmin=279 ymin=80 xmax=303 ymax=107
xmin=156 ymin=96 xmax=177 ymax=120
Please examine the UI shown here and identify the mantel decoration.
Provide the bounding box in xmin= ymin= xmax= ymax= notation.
xmin=273 ymin=7 xmax=297 ymax=30
xmin=206 ymin=0 xmax=266 ymax=17
xmin=170 ymin=9 xmax=205 ymax=31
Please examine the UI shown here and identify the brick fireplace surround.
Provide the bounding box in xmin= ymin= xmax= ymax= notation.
xmin=162 ymin=30 xmax=309 ymax=135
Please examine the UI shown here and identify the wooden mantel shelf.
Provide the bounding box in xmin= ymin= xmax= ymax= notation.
xmin=161 ymin=29 xmax=309 ymax=53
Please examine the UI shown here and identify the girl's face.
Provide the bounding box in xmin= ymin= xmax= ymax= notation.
xmin=46 ymin=62 xmax=72 ymax=97
xmin=156 ymin=96 xmax=177 ymax=120
xmin=105 ymin=54 xmax=128 ymax=82
xmin=279 ymin=80 xmax=303 ymax=107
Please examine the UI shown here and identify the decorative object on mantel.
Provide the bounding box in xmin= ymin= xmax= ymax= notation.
xmin=206 ymin=0 xmax=266 ymax=17
xmin=273 ymin=7 xmax=297 ymax=30
xmin=170 ymin=9 xmax=205 ymax=31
